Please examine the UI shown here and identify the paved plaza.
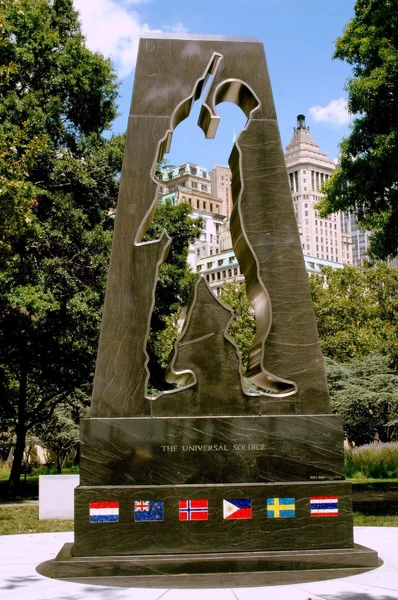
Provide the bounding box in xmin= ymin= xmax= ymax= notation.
xmin=1 ymin=527 xmax=398 ymax=599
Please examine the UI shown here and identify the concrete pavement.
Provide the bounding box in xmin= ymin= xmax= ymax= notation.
xmin=1 ymin=528 xmax=398 ymax=599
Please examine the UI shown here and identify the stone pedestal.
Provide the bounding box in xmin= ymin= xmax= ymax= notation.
xmin=37 ymin=414 xmax=379 ymax=584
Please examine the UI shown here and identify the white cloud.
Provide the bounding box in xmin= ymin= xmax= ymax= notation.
xmin=165 ymin=21 xmax=189 ymax=34
xmin=73 ymin=0 xmax=162 ymax=77
xmin=309 ymin=98 xmax=351 ymax=126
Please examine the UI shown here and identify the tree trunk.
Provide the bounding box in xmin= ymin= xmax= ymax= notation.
xmin=56 ymin=453 xmax=62 ymax=474
xmin=9 ymin=425 xmax=26 ymax=489
xmin=8 ymin=353 xmax=28 ymax=490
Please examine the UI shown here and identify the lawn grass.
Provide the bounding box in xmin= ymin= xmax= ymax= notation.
xmin=0 ymin=505 xmax=73 ymax=535
xmin=353 ymin=513 xmax=398 ymax=527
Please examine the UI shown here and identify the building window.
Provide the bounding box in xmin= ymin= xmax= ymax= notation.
xmin=228 ymin=269 xmax=232 ymax=278
xmin=289 ymin=173 xmax=294 ymax=192
xmin=234 ymin=267 xmax=238 ymax=276
xmin=218 ymin=259 xmax=223 ymax=266
xmin=217 ymin=272 xmax=221 ymax=280
xmin=203 ymin=201 xmax=207 ymax=210
xmin=206 ymin=275 xmax=210 ymax=282
xmin=210 ymin=203 xmax=213 ymax=212
xmin=294 ymin=171 xmax=299 ymax=192
xmin=207 ymin=262 xmax=213 ymax=269
xmin=211 ymin=273 xmax=215 ymax=281
xmin=201 ymin=184 xmax=208 ymax=192
xmin=197 ymin=265 xmax=202 ymax=272
xmin=196 ymin=200 xmax=200 ymax=208
xmin=191 ymin=181 xmax=198 ymax=189
xmin=222 ymin=270 xmax=226 ymax=279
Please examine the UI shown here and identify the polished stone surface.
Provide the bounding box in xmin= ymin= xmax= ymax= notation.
xmin=80 ymin=416 xmax=345 ymax=486
xmin=91 ymin=34 xmax=330 ymax=417
xmin=73 ymin=482 xmax=353 ymax=556
xmin=38 ymin=542 xmax=378 ymax=585
xmin=2 ymin=528 xmax=395 ymax=597
xmin=60 ymin=34 xmax=378 ymax=585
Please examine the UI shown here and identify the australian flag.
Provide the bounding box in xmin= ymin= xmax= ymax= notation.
xmin=134 ymin=500 xmax=164 ymax=522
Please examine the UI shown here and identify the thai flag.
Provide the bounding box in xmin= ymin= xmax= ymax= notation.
xmin=89 ymin=501 xmax=119 ymax=522
xmin=223 ymin=498 xmax=252 ymax=520
xmin=310 ymin=496 xmax=339 ymax=517
xmin=179 ymin=499 xmax=208 ymax=521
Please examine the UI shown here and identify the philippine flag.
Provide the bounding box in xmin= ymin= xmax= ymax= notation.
xmin=223 ymin=498 xmax=252 ymax=520
xmin=134 ymin=500 xmax=164 ymax=522
xmin=89 ymin=501 xmax=119 ymax=523
xmin=310 ymin=496 xmax=339 ymax=517
xmin=179 ymin=499 xmax=208 ymax=521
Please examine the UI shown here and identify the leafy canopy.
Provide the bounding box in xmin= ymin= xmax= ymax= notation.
xmin=144 ymin=200 xmax=203 ymax=392
xmin=319 ymin=0 xmax=398 ymax=259
xmin=326 ymin=354 xmax=398 ymax=445
xmin=0 ymin=0 xmax=124 ymax=483
xmin=309 ymin=263 xmax=398 ymax=364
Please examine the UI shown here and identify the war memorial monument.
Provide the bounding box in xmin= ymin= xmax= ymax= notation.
xmin=37 ymin=34 xmax=379 ymax=587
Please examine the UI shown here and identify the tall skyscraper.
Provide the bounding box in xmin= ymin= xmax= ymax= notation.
xmin=210 ymin=165 xmax=233 ymax=220
xmin=284 ymin=115 xmax=352 ymax=265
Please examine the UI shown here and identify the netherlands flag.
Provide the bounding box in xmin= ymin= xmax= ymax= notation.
xmin=310 ymin=496 xmax=338 ymax=517
xmin=179 ymin=499 xmax=208 ymax=521
xmin=89 ymin=501 xmax=119 ymax=522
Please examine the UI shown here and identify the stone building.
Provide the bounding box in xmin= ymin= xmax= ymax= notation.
xmin=284 ymin=115 xmax=352 ymax=265
xmin=158 ymin=162 xmax=226 ymax=268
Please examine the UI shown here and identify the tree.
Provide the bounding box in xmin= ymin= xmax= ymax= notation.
xmin=0 ymin=0 xmax=124 ymax=487
xmin=309 ymin=263 xmax=398 ymax=364
xmin=144 ymin=200 xmax=203 ymax=391
xmin=325 ymin=354 xmax=398 ymax=445
xmin=220 ymin=282 xmax=255 ymax=373
xmin=319 ymin=0 xmax=398 ymax=260
xmin=33 ymin=401 xmax=84 ymax=473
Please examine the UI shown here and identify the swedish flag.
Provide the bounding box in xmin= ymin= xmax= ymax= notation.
xmin=267 ymin=497 xmax=295 ymax=518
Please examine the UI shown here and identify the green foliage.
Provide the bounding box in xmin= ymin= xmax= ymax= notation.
xmin=220 ymin=282 xmax=255 ymax=372
xmin=143 ymin=200 xmax=203 ymax=390
xmin=345 ymin=443 xmax=398 ymax=479
xmin=319 ymin=0 xmax=398 ymax=259
xmin=0 ymin=0 xmax=124 ymax=485
xmin=309 ymin=263 xmax=398 ymax=363
xmin=326 ymin=355 xmax=398 ymax=445
xmin=33 ymin=403 xmax=86 ymax=473
xmin=0 ymin=505 xmax=72 ymax=535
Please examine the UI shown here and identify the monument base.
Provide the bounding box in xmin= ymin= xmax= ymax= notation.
xmin=37 ymin=542 xmax=380 ymax=588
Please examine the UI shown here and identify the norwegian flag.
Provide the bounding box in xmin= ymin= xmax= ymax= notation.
xmin=179 ymin=499 xmax=208 ymax=521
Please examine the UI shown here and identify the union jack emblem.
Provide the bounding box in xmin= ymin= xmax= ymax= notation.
xmin=134 ymin=500 xmax=150 ymax=512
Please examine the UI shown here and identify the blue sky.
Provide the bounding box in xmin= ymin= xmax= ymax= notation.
xmin=74 ymin=0 xmax=355 ymax=170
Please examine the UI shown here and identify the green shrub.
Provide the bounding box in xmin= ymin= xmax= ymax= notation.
xmin=345 ymin=442 xmax=398 ymax=478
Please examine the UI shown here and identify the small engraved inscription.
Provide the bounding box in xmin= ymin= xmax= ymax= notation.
xmin=160 ymin=443 xmax=268 ymax=453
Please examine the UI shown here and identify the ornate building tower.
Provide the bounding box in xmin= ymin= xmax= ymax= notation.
xmin=285 ymin=115 xmax=352 ymax=264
